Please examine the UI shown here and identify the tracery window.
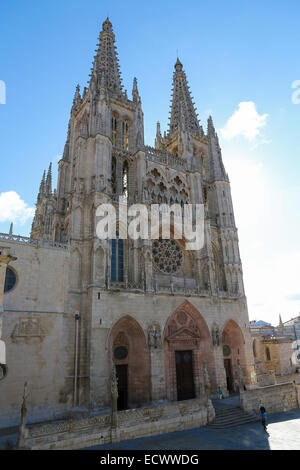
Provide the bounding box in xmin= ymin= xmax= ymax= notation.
xmin=111 ymin=233 xmax=124 ymax=282
xmin=152 ymin=238 xmax=183 ymax=274
xmin=4 ymin=267 xmax=16 ymax=293
xmin=122 ymin=121 xmax=129 ymax=151
xmin=112 ymin=117 xmax=117 ymax=146
xmin=122 ymin=160 xmax=129 ymax=198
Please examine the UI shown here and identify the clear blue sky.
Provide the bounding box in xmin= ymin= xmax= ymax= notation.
xmin=0 ymin=0 xmax=300 ymax=324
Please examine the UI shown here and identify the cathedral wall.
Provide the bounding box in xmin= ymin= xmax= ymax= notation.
xmin=88 ymin=291 xmax=254 ymax=408
xmin=0 ymin=241 xmax=71 ymax=428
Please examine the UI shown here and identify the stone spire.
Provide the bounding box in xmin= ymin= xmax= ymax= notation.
xmin=45 ymin=163 xmax=52 ymax=196
xmin=37 ymin=170 xmax=46 ymax=202
xmin=91 ymin=18 xmax=123 ymax=97
xmin=71 ymin=84 xmax=82 ymax=114
xmin=207 ymin=116 xmax=228 ymax=182
xmin=155 ymin=121 xmax=162 ymax=149
xmin=168 ymin=58 xmax=200 ymax=135
xmin=132 ymin=77 xmax=140 ymax=103
xmin=279 ymin=314 xmax=284 ymax=333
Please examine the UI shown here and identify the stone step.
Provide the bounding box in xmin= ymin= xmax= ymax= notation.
xmin=215 ymin=411 xmax=248 ymax=419
xmin=211 ymin=414 xmax=258 ymax=425
xmin=215 ymin=408 xmax=245 ymax=415
xmin=208 ymin=408 xmax=258 ymax=429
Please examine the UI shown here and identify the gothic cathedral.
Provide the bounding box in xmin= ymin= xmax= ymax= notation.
xmin=0 ymin=19 xmax=256 ymax=426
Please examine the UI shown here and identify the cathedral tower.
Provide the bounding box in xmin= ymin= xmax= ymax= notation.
xmin=27 ymin=18 xmax=255 ymax=413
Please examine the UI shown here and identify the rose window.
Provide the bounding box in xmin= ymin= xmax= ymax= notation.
xmin=152 ymin=238 xmax=183 ymax=274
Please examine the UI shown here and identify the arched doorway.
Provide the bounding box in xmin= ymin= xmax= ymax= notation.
xmin=108 ymin=316 xmax=150 ymax=410
xmin=222 ymin=320 xmax=246 ymax=394
xmin=163 ymin=301 xmax=215 ymax=401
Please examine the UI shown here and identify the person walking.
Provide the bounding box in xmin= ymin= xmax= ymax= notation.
xmin=218 ymin=387 xmax=223 ymax=399
xmin=260 ymin=406 xmax=268 ymax=432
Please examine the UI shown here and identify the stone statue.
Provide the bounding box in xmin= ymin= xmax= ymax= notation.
xmin=148 ymin=328 xmax=155 ymax=348
xmin=154 ymin=329 xmax=161 ymax=349
xmin=148 ymin=326 xmax=161 ymax=349
xmin=212 ymin=324 xmax=220 ymax=347
xmin=97 ymin=175 xmax=106 ymax=192
xmin=79 ymin=179 xmax=85 ymax=193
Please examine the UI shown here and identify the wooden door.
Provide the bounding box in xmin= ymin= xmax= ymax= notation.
xmin=224 ymin=358 xmax=234 ymax=393
xmin=116 ymin=364 xmax=128 ymax=410
xmin=175 ymin=350 xmax=195 ymax=401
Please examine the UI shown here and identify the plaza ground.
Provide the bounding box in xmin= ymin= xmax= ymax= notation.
xmin=1 ymin=406 xmax=299 ymax=450
xmin=82 ymin=408 xmax=300 ymax=451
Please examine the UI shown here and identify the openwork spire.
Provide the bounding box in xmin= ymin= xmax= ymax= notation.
xmin=37 ymin=170 xmax=46 ymax=202
xmin=46 ymin=163 xmax=52 ymax=196
xmin=207 ymin=116 xmax=228 ymax=182
xmin=92 ymin=18 xmax=123 ymax=97
xmin=168 ymin=59 xmax=200 ymax=135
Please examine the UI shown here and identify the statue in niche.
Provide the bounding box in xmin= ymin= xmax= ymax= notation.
xmin=142 ymin=180 xmax=149 ymax=203
xmin=212 ymin=324 xmax=220 ymax=347
xmin=79 ymin=179 xmax=85 ymax=193
xmin=97 ymin=175 xmax=106 ymax=192
xmin=148 ymin=325 xmax=161 ymax=349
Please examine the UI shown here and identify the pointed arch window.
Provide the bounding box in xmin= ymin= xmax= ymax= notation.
xmin=111 ymin=232 xmax=124 ymax=282
xmin=4 ymin=267 xmax=17 ymax=293
xmin=122 ymin=160 xmax=129 ymax=198
xmin=122 ymin=121 xmax=129 ymax=151
xmin=266 ymin=346 xmax=271 ymax=361
xmin=112 ymin=117 xmax=117 ymax=147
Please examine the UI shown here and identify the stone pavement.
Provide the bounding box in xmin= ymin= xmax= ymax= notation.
xmin=82 ymin=408 xmax=300 ymax=451
xmin=1 ymin=406 xmax=300 ymax=450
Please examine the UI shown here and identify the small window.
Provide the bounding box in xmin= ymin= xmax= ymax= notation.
xmin=114 ymin=346 xmax=128 ymax=360
xmin=4 ymin=267 xmax=16 ymax=293
xmin=266 ymin=346 xmax=271 ymax=361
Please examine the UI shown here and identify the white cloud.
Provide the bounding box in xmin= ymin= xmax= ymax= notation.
xmin=0 ymin=191 xmax=35 ymax=225
xmin=221 ymin=101 xmax=268 ymax=141
xmin=222 ymin=150 xmax=300 ymax=326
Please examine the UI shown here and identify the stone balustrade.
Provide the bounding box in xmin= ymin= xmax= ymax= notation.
xmin=0 ymin=233 xmax=68 ymax=251
xmin=24 ymin=397 xmax=214 ymax=450
xmin=144 ymin=146 xmax=185 ymax=171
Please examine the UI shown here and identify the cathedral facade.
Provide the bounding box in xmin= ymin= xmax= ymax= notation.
xmin=0 ymin=19 xmax=256 ymax=427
